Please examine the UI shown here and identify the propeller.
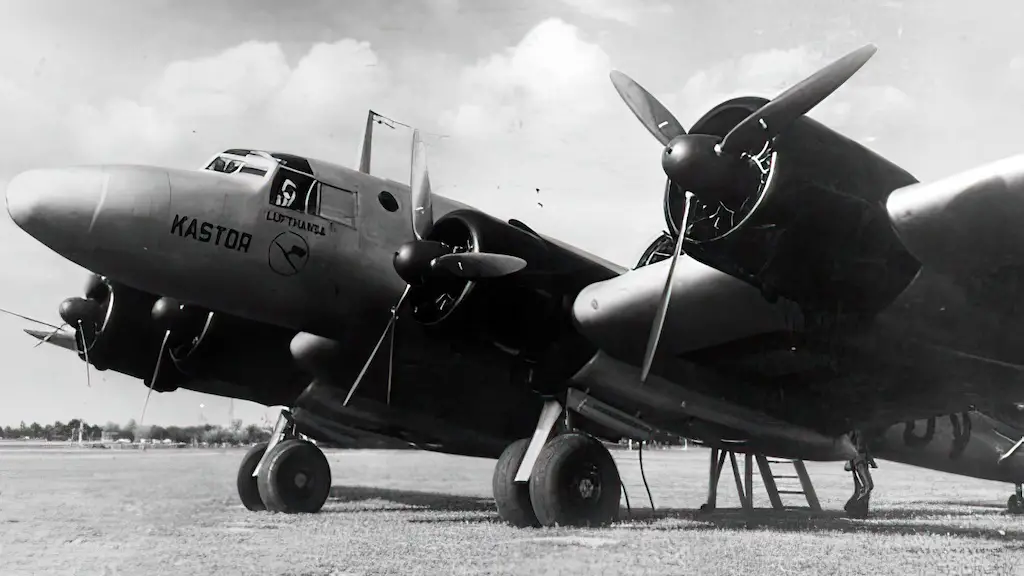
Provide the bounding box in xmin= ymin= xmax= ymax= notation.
xmin=609 ymin=70 xmax=686 ymax=145
xmin=341 ymin=130 xmax=528 ymax=407
xmin=611 ymin=43 xmax=877 ymax=201
xmin=640 ymin=191 xmax=695 ymax=384
xmin=613 ymin=44 xmax=877 ymax=381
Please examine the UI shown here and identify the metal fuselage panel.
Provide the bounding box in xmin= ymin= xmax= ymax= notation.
xmin=869 ymin=411 xmax=1024 ymax=484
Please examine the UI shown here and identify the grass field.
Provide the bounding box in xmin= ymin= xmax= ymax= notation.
xmin=2 ymin=445 xmax=1023 ymax=576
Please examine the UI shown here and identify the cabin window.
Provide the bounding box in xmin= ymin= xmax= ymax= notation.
xmin=269 ymin=165 xmax=318 ymax=215
xmin=318 ymin=184 xmax=357 ymax=228
xmin=378 ymin=191 xmax=399 ymax=212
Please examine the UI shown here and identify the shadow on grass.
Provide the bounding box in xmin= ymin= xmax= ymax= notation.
xmin=327 ymin=485 xmax=495 ymax=513
xmin=610 ymin=505 xmax=1024 ymax=541
xmin=324 ymin=484 xmax=1024 ymax=541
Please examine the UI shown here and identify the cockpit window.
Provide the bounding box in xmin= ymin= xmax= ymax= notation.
xmin=206 ymin=156 xmax=242 ymax=174
xmin=203 ymin=153 xmax=269 ymax=177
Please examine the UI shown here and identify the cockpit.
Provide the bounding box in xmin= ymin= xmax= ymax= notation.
xmin=199 ymin=148 xmax=356 ymax=228
xmin=201 ymin=149 xmax=275 ymax=179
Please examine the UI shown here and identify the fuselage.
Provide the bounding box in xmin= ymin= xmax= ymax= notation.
xmin=7 ymin=130 xmax=1024 ymax=464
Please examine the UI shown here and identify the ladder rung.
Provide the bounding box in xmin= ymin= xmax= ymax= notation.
xmin=777 ymin=490 xmax=805 ymax=495
xmin=767 ymin=458 xmax=795 ymax=464
xmin=773 ymin=475 xmax=798 ymax=479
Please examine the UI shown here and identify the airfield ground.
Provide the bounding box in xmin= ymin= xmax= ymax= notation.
xmin=1 ymin=443 xmax=1022 ymax=576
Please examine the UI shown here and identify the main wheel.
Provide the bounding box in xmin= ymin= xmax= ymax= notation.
xmin=492 ymin=438 xmax=540 ymax=527
xmin=256 ymin=439 xmax=332 ymax=513
xmin=237 ymin=442 xmax=269 ymax=511
xmin=1008 ymin=494 xmax=1024 ymax=514
xmin=529 ymin=433 xmax=621 ymax=527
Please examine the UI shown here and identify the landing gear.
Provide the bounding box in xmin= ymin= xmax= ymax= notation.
xmin=1008 ymin=484 xmax=1024 ymax=515
xmin=491 ymin=400 xmax=621 ymax=528
xmin=529 ymin=433 xmax=621 ymax=527
xmin=257 ymin=438 xmax=332 ymax=513
xmin=843 ymin=431 xmax=876 ymax=519
xmin=493 ymin=438 xmax=540 ymax=527
xmin=236 ymin=441 xmax=269 ymax=511
xmin=236 ymin=408 xmax=332 ymax=514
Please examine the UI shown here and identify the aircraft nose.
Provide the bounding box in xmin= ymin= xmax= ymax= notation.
xmin=6 ymin=165 xmax=170 ymax=260
xmin=6 ymin=167 xmax=105 ymax=233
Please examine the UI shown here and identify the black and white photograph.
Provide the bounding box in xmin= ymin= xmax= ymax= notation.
xmin=1 ymin=1 xmax=1023 ymax=574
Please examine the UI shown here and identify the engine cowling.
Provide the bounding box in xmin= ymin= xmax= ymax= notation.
xmin=58 ymin=275 xmax=308 ymax=406
xmin=662 ymin=97 xmax=923 ymax=320
xmin=403 ymin=210 xmax=613 ymax=366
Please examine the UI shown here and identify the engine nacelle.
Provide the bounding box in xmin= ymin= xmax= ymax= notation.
xmin=60 ymin=276 xmax=308 ymax=406
xmin=663 ymin=96 xmax=923 ymax=319
xmin=407 ymin=210 xmax=617 ymax=387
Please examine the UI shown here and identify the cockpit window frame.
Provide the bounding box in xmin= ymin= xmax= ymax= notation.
xmin=202 ymin=151 xmax=272 ymax=179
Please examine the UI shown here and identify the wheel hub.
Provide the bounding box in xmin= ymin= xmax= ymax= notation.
xmin=294 ymin=471 xmax=309 ymax=489
xmin=573 ymin=467 xmax=602 ymax=501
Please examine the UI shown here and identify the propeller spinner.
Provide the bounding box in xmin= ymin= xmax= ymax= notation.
xmin=611 ymin=44 xmax=878 ymax=384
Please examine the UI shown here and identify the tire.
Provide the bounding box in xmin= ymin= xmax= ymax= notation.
xmin=1008 ymin=495 xmax=1024 ymax=514
xmin=492 ymin=438 xmax=540 ymax=527
xmin=256 ymin=439 xmax=332 ymax=513
xmin=236 ymin=442 xmax=269 ymax=511
xmin=529 ymin=433 xmax=621 ymax=527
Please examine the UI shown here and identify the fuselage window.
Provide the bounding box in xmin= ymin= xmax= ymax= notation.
xmin=318 ymin=184 xmax=357 ymax=228
xmin=269 ymin=166 xmax=318 ymax=215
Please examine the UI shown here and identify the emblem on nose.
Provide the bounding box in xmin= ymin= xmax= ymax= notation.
xmin=268 ymin=231 xmax=310 ymax=276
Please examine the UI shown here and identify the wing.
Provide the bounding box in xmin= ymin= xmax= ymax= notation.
xmin=569 ymin=245 xmax=1024 ymax=439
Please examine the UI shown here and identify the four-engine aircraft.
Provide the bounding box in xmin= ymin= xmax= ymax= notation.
xmin=7 ymin=42 xmax=1024 ymax=526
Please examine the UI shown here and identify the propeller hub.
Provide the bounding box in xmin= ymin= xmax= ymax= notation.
xmin=151 ymin=297 xmax=207 ymax=334
xmin=59 ymin=297 xmax=103 ymax=327
xmin=661 ymin=134 xmax=742 ymax=198
xmin=393 ymin=240 xmax=450 ymax=285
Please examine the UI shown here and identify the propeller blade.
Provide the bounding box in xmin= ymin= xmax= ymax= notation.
xmin=410 ymin=130 xmax=434 ymax=241
xmin=431 ymin=252 xmax=528 ymax=279
xmin=0 ymin=306 xmax=63 ymax=330
xmin=719 ymin=43 xmax=877 ymax=155
xmin=640 ymin=191 xmax=695 ymax=384
xmin=609 ymin=70 xmax=687 ymax=146
xmin=140 ymin=329 xmax=172 ymax=430
xmin=344 ymin=285 xmax=411 ymax=407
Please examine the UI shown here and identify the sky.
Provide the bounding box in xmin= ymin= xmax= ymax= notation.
xmin=0 ymin=0 xmax=1023 ymax=427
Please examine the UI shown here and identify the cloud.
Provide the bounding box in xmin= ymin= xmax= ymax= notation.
xmin=558 ymin=0 xmax=671 ymax=25
xmin=38 ymin=39 xmax=392 ymax=169
xmin=147 ymin=41 xmax=292 ymax=119
xmin=428 ymin=19 xmax=665 ymax=262
xmin=439 ymin=18 xmax=613 ymax=139
xmin=672 ymin=45 xmax=914 ymax=130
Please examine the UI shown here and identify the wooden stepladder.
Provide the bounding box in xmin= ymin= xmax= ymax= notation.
xmin=701 ymin=447 xmax=822 ymax=512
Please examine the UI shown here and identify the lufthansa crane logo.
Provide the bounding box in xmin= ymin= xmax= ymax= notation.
xmin=268 ymin=231 xmax=310 ymax=276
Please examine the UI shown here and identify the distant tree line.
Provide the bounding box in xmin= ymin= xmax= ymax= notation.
xmin=1 ymin=418 xmax=271 ymax=445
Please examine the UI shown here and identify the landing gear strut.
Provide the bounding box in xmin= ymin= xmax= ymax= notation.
xmin=843 ymin=431 xmax=876 ymax=519
xmin=492 ymin=399 xmax=621 ymax=528
xmin=1008 ymin=484 xmax=1024 ymax=515
xmin=236 ymin=408 xmax=332 ymax=514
